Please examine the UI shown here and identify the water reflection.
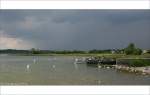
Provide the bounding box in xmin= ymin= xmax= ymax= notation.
xmin=33 ymin=59 xmax=36 ymax=64
xmin=86 ymin=64 xmax=98 ymax=68
xmin=73 ymin=61 xmax=78 ymax=70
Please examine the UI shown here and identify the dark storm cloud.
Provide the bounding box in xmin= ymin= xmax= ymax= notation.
xmin=107 ymin=11 xmax=150 ymax=24
xmin=0 ymin=10 xmax=150 ymax=50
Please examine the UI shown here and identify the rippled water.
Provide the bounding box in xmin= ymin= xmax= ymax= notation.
xmin=0 ymin=55 xmax=150 ymax=85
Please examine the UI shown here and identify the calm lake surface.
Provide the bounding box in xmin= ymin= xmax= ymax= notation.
xmin=0 ymin=55 xmax=150 ymax=85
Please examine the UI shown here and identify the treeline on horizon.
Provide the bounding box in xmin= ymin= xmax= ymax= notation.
xmin=0 ymin=49 xmax=150 ymax=55
xmin=0 ymin=43 xmax=150 ymax=55
xmin=0 ymin=49 xmax=117 ymax=54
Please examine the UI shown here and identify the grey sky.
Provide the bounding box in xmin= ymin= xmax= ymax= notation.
xmin=0 ymin=10 xmax=150 ymax=50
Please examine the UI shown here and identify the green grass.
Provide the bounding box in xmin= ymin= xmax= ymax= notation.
xmin=128 ymin=59 xmax=150 ymax=67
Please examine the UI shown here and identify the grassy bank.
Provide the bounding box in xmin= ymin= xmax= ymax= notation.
xmin=128 ymin=59 xmax=150 ymax=67
xmin=117 ymin=58 xmax=150 ymax=67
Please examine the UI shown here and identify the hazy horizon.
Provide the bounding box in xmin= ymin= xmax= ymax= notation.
xmin=0 ymin=10 xmax=150 ymax=50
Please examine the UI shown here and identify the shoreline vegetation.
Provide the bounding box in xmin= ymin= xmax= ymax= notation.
xmin=0 ymin=43 xmax=150 ymax=75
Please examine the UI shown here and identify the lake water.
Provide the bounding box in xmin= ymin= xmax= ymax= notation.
xmin=0 ymin=55 xmax=150 ymax=85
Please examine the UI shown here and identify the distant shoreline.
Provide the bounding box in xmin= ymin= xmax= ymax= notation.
xmin=1 ymin=53 xmax=150 ymax=58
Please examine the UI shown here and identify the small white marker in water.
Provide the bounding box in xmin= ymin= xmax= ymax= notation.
xmin=52 ymin=65 xmax=56 ymax=69
xmin=26 ymin=64 xmax=30 ymax=70
xmin=98 ymin=65 xmax=101 ymax=68
xmin=75 ymin=58 xmax=78 ymax=62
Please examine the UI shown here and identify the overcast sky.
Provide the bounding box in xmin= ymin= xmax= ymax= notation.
xmin=0 ymin=10 xmax=150 ymax=50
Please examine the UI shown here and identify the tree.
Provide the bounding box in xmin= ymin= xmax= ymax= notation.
xmin=31 ymin=48 xmax=40 ymax=54
xmin=124 ymin=43 xmax=135 ymax=55
xmin=133 ymin=48 xmax=142 ymax=55
xmin=124 ymin=43 xmax=142 ymax=55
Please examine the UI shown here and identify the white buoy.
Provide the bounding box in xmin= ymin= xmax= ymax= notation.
xmin=74 ymin=58 xmax=78 ymax=64
xmin=26 ymin=64 xmax=30 ymax=70
xmin=75 ymin=58 xmax=78 ymax=62
xmin=98 ymin=65 xmax=101 ymax=68
xmin=106 ymin=66 xmax=110 ymax=69
xmin=52 ymin=65 xmax=56 ymax=69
